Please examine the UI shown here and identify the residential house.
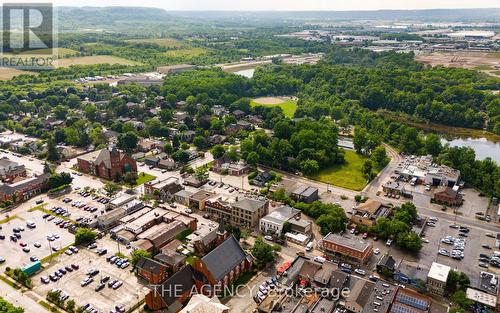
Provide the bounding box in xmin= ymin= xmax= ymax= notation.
xmin=350 ymin=199 xmax=392 ymax=227
xmin=183 ymin=175 xmax=208 ymax=188
xmin=144 ymin=156 xmax=160 ymax=167
xmin=144 ymin=177 xmax=183 ymax=201
xmin=138 ymin=138 xmax=158 ymax=152
xmin=208 ymin=135 xmax=226 ymax=146
xmin=232 ymin=109 xmax=246 ymax=119
xmin=158 ymin=159 xmax=177 ymax=171
xmin=344 ymin=279 xmax=376 ymax=313
xmin=173 ymin=190 xmax=193 ymax=206
xmin=376 ymin=254 xmax=397 ymax=277
xmin=77 ymin=147 xmax=137 ymax=180
xmin=212 ymin=156 xmax=250 ymax=176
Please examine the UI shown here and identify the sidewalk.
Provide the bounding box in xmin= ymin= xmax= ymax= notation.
xmin=0 ymin=279 xmax=47 ymax=313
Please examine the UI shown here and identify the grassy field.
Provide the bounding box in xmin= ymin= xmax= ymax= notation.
xmin=127 ymin=38 xmax=185 ymax=48
xmin=54 ymin=55 xmax=140 ymax=67
xmin=0 ymin=67 xmax=36 ymax=80
xmin=163 ymin=47 xmax=207 ymax=58
xmin=124 ymin=172 xmax=156 ymax=187
xmin=310 ymin=149 xmax=369 ymax=191
xmin=250 ymin=98 xmax=298 ymax=118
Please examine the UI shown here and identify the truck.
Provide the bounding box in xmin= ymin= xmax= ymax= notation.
xmin=22 ymin=261 xmax=41 ymax=276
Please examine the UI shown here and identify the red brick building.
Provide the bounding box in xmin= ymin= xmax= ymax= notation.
xmin=136 ymin=257 xmax=169 ymax=285
xmin=77 ymin=147 xmax=137 ymax=180
xmin=432 ymin=186 xmax=463 ymax=206
xmin=0 ymin=173 xmax=49 ymax=204
xmin=320 ymin=233 xmax=373 ymax=265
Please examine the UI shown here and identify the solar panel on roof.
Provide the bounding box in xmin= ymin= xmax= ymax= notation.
xmin=396 ymin=293 xmax=429 ymax=311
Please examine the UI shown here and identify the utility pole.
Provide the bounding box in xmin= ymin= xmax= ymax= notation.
xmin=47 ymin=238 xmax=53 ymax=262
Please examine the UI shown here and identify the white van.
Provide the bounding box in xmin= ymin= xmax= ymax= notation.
xmin=305 ymin=242 xmax=313 ymax=251
xmin=313 ymin=256 xmax=326 ymax=264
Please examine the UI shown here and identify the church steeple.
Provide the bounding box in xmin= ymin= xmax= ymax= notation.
xmin=216 ymin=217 xmax=228 ymax=245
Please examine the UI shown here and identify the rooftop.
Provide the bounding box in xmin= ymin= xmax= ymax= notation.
xmin=323 ymin=233 xmax=372 ymax=253
xmin=428 ymin=262 xmax=451 ymax=283
xmin=232 ymin=197 xmax=267 ymax=213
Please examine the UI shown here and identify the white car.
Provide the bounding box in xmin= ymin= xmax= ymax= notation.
xmin=374 ymin=248 xmax=380 ymax=255
xmin=386 ymin=239 xmax=393 ymax=246
xmin=264 ymin=235 xmax=273 ymax=241
xmin=354 ymin=269 xmax=366 ymax=276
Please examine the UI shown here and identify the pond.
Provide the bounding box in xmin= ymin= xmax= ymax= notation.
xmin=441 ymin=137 xmax=500 ymax=163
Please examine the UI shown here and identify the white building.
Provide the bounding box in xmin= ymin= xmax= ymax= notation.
xmin=427 ymin=262 xmax=451 ymax=295
xmin=259 ymin=205 xmax=301 ymax=235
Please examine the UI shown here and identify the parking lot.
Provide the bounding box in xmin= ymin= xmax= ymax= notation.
xmin=32 ymin=235 xmax=148 ymax=312
xmin=0 ymin=209 xmax=75 ymax=270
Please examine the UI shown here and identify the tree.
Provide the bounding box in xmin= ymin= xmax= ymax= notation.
xmin=424 ymin=134 xmax=443 ymax=157
xmin=123 ymin=172 xmax=138 ymax=186
xmin=362 ymin=159 xmax=374 ymax=180
xmin=371 ymin=146 xmax=389 ymax=170
xmin=194 ymin=167 xmax=209 ymax=182
xmin=103 ymin=182 xmax=121 ymax=196
xmin=48 ymin=172 xmax=73 ymax=189
xmin=282 ymin=221 xmax=292 ymax=234
xmin=131 ymin=249 xmax=152 ymax=266
xmin=315 ymin=205 xmax=348 ymax=235
xmin=46 ymin=137 xmax=60 ymax=162
xmin=74 ymin=228 xmax=97 ymax=245
xmin=66 ymin=299 xmax=76 ymax=313
xmin=252 ymin=237 xmax=275 ymax=269
xmin=117 ymin=132 xmax=138 ymax=153
xmin=172 ymin=149 xmax=190 ymax=163
xmin=193 ymin=136 xmax=208 ymax=150
xmin=210 ymin=145 xmax=226 ymax=159
xmin=0 ymin=297 xmax=24 ymax=313
xmin=246 ymin=151 xmax=259 ymax=168
xmin=447 ymin=270 xmax=470 ymax=293
xmin=301 ymin=159 xmax=319 ymax=175
xmin=396 ymin=231 xmax=422 ymax=252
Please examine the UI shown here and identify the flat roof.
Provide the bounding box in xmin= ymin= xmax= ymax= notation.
xmin=323 ymin=233 xmax=371 ymax=252
xmin=110 ymin=193 xmax=135 ymax=206
xmin=466 ymin=288 xmax=497 ymax=307
xmin=428 ymin=262 xmax=451 ymax=282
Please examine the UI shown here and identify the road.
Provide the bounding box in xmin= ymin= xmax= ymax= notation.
xmin=0 ymin=279 xmax=46 ymax=313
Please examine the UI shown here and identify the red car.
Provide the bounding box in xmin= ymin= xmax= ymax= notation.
xmin=19 ymin=242 xmax=27 ymax=247
xmin=362 ymin=233 xmax=368 ymax=239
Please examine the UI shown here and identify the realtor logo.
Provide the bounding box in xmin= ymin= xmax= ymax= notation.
xmin=1 ymin=3 xmax=56 ymax=69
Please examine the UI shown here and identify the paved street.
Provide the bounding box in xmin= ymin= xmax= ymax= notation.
xmin=0 ymin=279 xmax=46 ymax=313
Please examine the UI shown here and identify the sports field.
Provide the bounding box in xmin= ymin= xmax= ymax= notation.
xmin=250 ymin=97 xmax=298 ymax=118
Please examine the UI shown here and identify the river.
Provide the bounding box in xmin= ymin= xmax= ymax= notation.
xmin=441 ymin=137 xmax=500 ymax=163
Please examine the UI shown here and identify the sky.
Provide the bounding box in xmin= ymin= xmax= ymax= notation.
xmin=46 ymin=0 xmax=500 ymax=11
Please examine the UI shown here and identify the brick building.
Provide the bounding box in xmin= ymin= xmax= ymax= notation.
xmin=319 ymin=233 xmax=373 ymax=265
xmin=136 ymin=257 xmax=169 ymax=285
xmin=0 ymin=157 xmax=26 ymax=183
xmin=0 ymin=174 xmax=49 ymax=204
xmin=77 ymin=147 xmax=137 ymax=180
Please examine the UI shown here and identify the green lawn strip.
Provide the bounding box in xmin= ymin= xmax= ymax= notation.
xmin=309 ymin=149 xmax=370 ymax=191
xmin=40 ymin=244 xmax=73 ymax=264
xmin=250 ymin=99 xmax=297 ymax=118
xmin=0 ymin=214 xmax=18 ymax=224
xmin=38 ymin=300 xmax=63 ymax=313
xmin=0 ymin=274 xmax=21 ymax=289
xmin=123 ymin=172 xmax=156 ymax=187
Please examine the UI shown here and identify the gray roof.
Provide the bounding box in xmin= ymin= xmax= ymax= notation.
xmin=232 ymin=197 xmax=266 ymax=213
xmin=201 ymin=235 xmax=247 ymax=281
xmin=136 ymin=257 xmax=165 ymax=275
xmin=159 ymin=265 xmax=195 ymax=305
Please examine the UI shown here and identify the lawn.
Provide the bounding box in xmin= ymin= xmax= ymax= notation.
xmin=0 ymin=67 xmax=35 ymax=80
xmin=309 ymin=149 xmax=369 ymax=191
xmin=163 ymin=47 xmax=207 ymax=58
xmin=124 ymin=172 xmax=156 ymax=187
xmin=250 ymin=98 xmax=297 ymax=118
xmin=127 ymin=38 xmax=185 ymax=48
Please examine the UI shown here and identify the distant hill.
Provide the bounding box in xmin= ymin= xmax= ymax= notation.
xmin=167 ymin=8 xmax=500 ymax=22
